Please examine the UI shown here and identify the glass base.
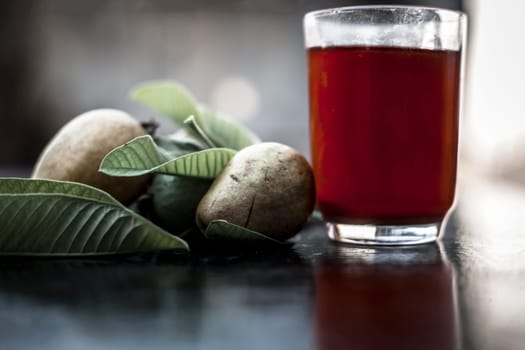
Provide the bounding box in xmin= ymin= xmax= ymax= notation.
xmin=327 ymin=222 xmax=441 ymax=246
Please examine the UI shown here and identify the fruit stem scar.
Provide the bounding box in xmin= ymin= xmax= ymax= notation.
xmin=140 ymin=120 xmax=159 ymax=135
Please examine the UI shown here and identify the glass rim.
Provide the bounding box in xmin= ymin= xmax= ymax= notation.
xmin=304 ymin=5 xmax=466 ymax=22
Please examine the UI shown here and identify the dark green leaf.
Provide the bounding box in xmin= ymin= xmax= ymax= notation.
xmin=154 ymin=134 xmax=205 ymax=158
xmin=0 ymin=179 xmax=189 ymax=256
xmin=0 ymin=178 xmax=120 ymax=206
xmin=151 ymin=175 xmax=211 ymax=234
xmin=204 ymin=220 xmax=291 ymax=246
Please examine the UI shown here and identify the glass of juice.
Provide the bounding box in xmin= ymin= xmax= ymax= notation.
xmin=304 ymin=6 xmax=467 ymax=245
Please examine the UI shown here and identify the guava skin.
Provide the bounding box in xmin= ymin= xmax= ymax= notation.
xmin=196 ymin=142 xmax=316 ymax=240
xmin=32 ymin=109 xmax=150 ymax=203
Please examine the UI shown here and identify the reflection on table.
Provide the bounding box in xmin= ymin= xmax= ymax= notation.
xmin=314 ymin=243 xmax=458 ymax=350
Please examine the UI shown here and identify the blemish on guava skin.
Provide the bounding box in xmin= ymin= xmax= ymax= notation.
xmin=244 ymin=194 xmax=256 ymax=227
xmin=230 ymin=174 xmax=240 ymax=182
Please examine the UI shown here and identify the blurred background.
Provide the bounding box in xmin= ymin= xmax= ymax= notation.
xmin=5 ymin=1 xmax=525 ymax=349
xmin=0 ymin=0 xmax=463 ymax=173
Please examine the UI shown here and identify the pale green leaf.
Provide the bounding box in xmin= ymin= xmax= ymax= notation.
xmin=130 ymin=81 xmax=260 ymax=150
xmin=183 ymin=115 xmax=218 ymax=148
xmin=130 ymin=80 xmax=199 ymax=127
xmin=100 ymin=135 xmax=236 ymax=179
xmin=198 ymin=104 xmax=261 ymax=150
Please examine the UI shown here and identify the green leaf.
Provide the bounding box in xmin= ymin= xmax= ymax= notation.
xmin=131 ymin=80 xmax=199 ymax=128
xmin=204 ymin=220 xmax=291 ymax=246
xmin=0 ymin=178 xmax=120 ymax=207
xmin=154 ymin=134 xmax=205 ymax=158
xmin=151 ymin=175 xmax=211 ymax=234
xmin=100 ymin=135 xmax=236 ymax=179
xmin=198 ymin=104 xmax=260 ymax=150
xmin=183 ymin=115 xmax=218 ymax=148
xmin=130 ymin=81 xmax=260 ymax=150
xmin=0 ymin=179 xmax=189 ymax=256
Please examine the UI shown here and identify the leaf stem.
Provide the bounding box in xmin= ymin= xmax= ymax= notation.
xmin=184 ymin=115 xmax=218 ymax=148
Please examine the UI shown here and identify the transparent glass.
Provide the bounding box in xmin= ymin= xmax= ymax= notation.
xmin=304 ymin=6 xmax=467 ymax=245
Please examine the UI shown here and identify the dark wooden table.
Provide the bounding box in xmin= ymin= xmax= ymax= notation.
xmin=0 ymin=171 xmax=524 ymax=350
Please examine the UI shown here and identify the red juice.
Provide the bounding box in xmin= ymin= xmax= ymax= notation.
xmin=308 ymin=46 xmax=461 ymax=224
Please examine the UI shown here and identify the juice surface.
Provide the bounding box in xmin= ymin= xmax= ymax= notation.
xmin=308 ymin=46 xmax=461 ymax=224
